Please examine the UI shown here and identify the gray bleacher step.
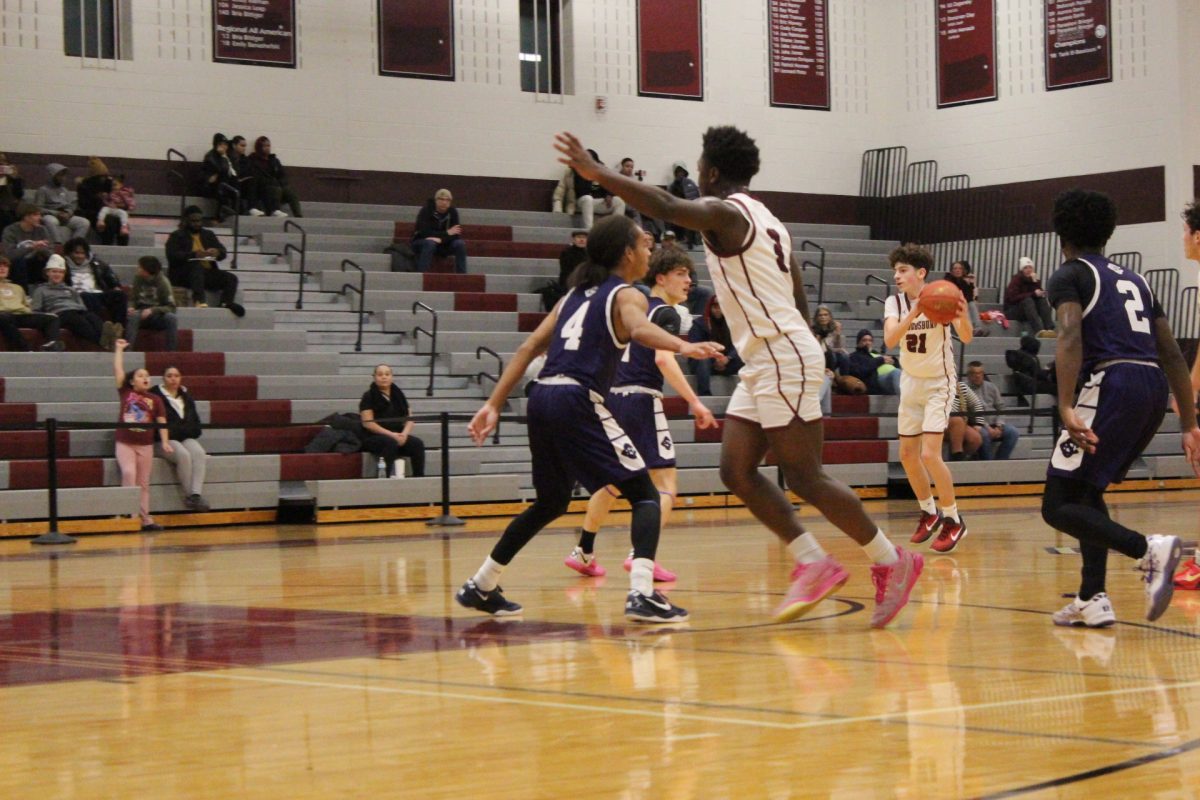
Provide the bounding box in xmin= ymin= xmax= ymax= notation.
xmin=305 ymin=332 xmax=401 ymax=346
xmin=0 ymin=486 xmax=140 ymax=522
xmin=278 ymin=480 xmax=314 ymax=502
xmin=278 ymin=321 xmax=385 ymax=333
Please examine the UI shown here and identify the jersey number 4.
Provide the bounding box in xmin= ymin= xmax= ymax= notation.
xmin=905 ymin=333 xmax=927 ymax=354
xmin=560 ymin=301 xmax=590 ymax=350
xmin=1116 ymin=280 xmax=1151 ymax=334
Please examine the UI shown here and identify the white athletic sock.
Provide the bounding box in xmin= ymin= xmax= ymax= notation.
xmin=941 ymin=504 xmax=960 ymax=523
xmin=630 ymin=558 xmax=655 ymax=596
xmin=787 ymin=532 xmax=827 ymax=565
xmin=862 ymin=530 xmax=900 ymax=565
xmin=472 ymin=557 xmax=505 ymax=592
xmin=919 ymin=496 xmax=937 ymax=516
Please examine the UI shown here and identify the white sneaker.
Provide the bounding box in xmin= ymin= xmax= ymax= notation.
xmin=271 ymin=210 xmax=288 ymax=218
xmin=1141 ymin=535 xmax=1183 ymax=621
xmin=248 ymin=208 xmax=265 ymax=217
xmin=1051 ymin=592 xmax=1115 ymax=628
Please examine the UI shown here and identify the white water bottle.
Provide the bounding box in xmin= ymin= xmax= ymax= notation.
xmin=376 ymin=457 xmax=387 ymax=479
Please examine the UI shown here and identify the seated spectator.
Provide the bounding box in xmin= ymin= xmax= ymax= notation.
xmin=618 ymin=157 xmax=663 ymax=240
xmin=125 ymin=256 xmax=178 ymax=352
xmin=33 ymin=163 xmax=90 ymax=243
xmin=668 ymin=161 xmax=701 ymax=248
xmin=359 ymin=364 xmax=426 ymax=478
xmin=0 ymin=153 xmax=25 ymax=230
xmin=965 ymin=360 xmax=1020 ymax=460
xmin=947 ymin=380 xmax=984 ymax=460
xmin=946 ymin=259 xmax=987 ymax=336
xmin=31 ymin=255 xmax=113 ymax=349
xmin=811 ymin=304 xmax=849 ymax=374
xmin=165 ymin=205 xmax=244 ymax=316
xmin=202 ymin=133 xmax=239 ymax=218
xmin=558 ymin=229 xmax=588 ymax=289
xmin=689 ymin=296 xmax=743 ymax=396
xmin=65 ymin=237 xmax=127 ymax=331
xmin=1005 ymin=334 xmax=1056 ymax=405
xmin=151 ymin=366 xmax=210 ymax=512
xmin=0 ymin=255 xmax=62 ymax=351
xmin=847 ymin=329 xmax=900 ymax=395
xmin=567 ymin=149 xmax=626 ymax=229
xmin=100 ymin=172 xmax=136 ymax=242
xmin=245 ymin=136 xmax=302 ymax=218
xmin=412 ymin=189 xmax=467 ymax=274
xmin=1004 ymin=256 xmax=1055 ymax=336
xmin=75 ymin=157 xmax=125 ymax=246
xmin=1 ymin=202 xmax=53 ymax=289
xmin=113 ymin=339 xmax=170 ymax=531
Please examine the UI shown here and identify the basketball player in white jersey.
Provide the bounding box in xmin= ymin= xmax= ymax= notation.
xmin=555 ymin=127 xmax=923 ymax=628
xmin=883 ymin=245 xmax=972 ymax=553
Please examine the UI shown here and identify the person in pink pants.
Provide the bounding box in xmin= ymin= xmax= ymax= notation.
xmin=113 ymin=339 xmax=170 ymax=531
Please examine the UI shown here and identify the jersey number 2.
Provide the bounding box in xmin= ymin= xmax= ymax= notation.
xmin=905 ymin=333 xmax=927 ymax=354
xmin=560 ymin=301 xmax=590 ymax=350
xmin=1116 ymin=280 xmax=1151 ymax=334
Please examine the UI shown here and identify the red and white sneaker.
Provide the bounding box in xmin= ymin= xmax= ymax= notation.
xmin=910 ymin=511 xmax=943 ymax=544
xmin=1174 ymin=557 xmax=1200 ymax=590
xmin=564 ymin=547 xmax=606 ymax=577
xmin=623 ymin=550 xmax=677 ymax=582
xmin=931 ymin=515 xmax=968 ymax=554
xmin=773 ymin=555 xmax=850 ymax=623
xmin=869 ymin=547 xmax=924 ymax=628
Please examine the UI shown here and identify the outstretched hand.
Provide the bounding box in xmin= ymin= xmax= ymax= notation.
xmin=1059 ymin=405 xmax=1098 ymax=454
xmin=554 ymin=132 xmax=602 ymax=182
xmin=679 ymin=341 xmax=724 ymax=360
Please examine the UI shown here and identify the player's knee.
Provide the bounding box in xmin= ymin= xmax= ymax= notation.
xmin=919 ymin=443 xmax=942 ymax=463
xmin=719 ymin=461 xmax=753 ymax=494
xmin=617 ymin=474 xmax=659 ymax=506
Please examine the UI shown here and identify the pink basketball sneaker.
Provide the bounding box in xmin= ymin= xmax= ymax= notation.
xmin=564 ymin=547 xmax=606 ymax=577
xmin=869 ymin=547 xmax=924 ymax=628
xmin=623 ymin=551 xmax=677 ymax=582
xmin=772 ymin=556 xmax=850 ymax=623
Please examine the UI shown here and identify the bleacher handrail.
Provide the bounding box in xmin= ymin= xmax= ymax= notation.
xmin=165 ymin=148 xmax=189 ymax=219
xmin=864 ymin=274 xmax=889 ymax=288
xmin=217 ymin=183 xmax=242 ymax=269
xmin=339 ymin=259 xmax=368 ymax=352
xmin=474 ymin=346 xmax=504 ymax=444
xmin=284 ymin=220 xmax=309 ymax=309
xmin=799 ymin=239 xmax=826 ymax=308
xmin=412 ymin=302 xmax=439 ymax=397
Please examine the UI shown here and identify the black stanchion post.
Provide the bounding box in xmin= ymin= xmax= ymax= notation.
xmin=427 ymin=411 xmax=465 ymax=526
xmin=32 ymin=418 xmax=77 ymax=546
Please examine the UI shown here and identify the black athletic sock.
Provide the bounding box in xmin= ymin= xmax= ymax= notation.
xmin=578 ymin=528 xmax=597 ymax=554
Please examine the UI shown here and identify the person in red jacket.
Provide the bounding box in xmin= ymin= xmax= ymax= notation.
xmin=1003 ymin=256 xmax=1055 ymax=336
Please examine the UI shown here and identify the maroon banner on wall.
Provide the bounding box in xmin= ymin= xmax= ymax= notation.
xmin=768 ymin=0 xmax=830 ymax=110
xmin=1045 ymin=0 xmax=1111 ymax=91
xmin=378 ymin=0 xmax=455 ymax=80
xmin=212 ymin=0 xmax=296 ymax=68
xmin=935 ymin=0 xmax=996 ymax=108
xmin=637 ymin=0 xmax=703 ymax=101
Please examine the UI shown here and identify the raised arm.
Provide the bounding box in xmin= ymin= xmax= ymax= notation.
xmin=615 ymin=287 xmax=722 ymax=358
xmin=554 ymin=132 xmax=745 ymax=241
xmin=113 ymin=339 xmax=128 ymax=388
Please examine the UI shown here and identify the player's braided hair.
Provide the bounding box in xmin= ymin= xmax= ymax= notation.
xmin=701 ymin=126 xmax=760 ymax=185
xmin=1052 ymin=189 xmax=1117 ymax=250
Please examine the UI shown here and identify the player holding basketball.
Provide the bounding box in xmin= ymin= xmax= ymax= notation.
xmin=1043 ymin=189 xmax=1200 ymax=627
xmin=456 ymin=215 xmax=722 ymax=623
xmin=564 ymin=245 xmax=717 ymax=581
xmin=555 ymin=127 xmax=922 ymax=628
xmin=883 ymin=244 xmax=972 ymax=554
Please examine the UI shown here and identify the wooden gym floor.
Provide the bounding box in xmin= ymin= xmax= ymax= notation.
xmin=2 ymin=491 xmax=1200 ymax=799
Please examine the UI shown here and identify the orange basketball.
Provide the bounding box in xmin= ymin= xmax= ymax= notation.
xmin=919 ymin=280 xmax=963 ymax=325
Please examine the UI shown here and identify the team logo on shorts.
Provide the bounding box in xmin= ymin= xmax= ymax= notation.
xmin=1059 ymin=440 xmax=1080 ymax=459
xmin=661 ymin=436 xmax=672 ymax=451
xmin=622 ymin=443 xmax=638 ymax=459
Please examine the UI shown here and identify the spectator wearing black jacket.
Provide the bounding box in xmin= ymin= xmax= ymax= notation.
xmin=359 ymin=365 xmax=426 ymax=478
xmin=412 ymin=190 xmax=467 ymax=274
xmin=846 ymin=329 xmax=900 ymax=395
xmin=557 ymin=230 xmax=588 ymax=288
xmin=246 ymin=136 xmax=302 ymax=218
xmin=0 ymin=153 xmax=25 ymax=230
xmin=151 ymin=366 xmax=210 ymax=511
xmin=65 ymin=237 xmax=127 ymax=329
xmin=165 ymin=205 xmax=243 ymax=315
xmin=202 ymin=133 xmax=243 ymax=219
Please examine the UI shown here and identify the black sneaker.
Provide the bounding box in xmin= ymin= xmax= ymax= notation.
xmin=226 ymin=302 xmax=246 ymax=318
xmin=625 ymin=590 xmax=689 ymax=623
xmin=455 ymin=579 xmax=522 ymax=616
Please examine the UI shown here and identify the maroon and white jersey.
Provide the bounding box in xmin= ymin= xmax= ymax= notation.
xmin=702 ymin=192 xmax=814 ymax=358
xmin=884 ymin=291 xmax=956 ymax=379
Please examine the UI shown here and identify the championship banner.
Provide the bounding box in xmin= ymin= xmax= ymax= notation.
xmin=637 ymin=0 xmax=703 ymax=101
xmin=935 ymin=0 xmax=996 ymax=108
xmin=378 ymin=0 xmax=455 ymax=80
xmin=1045 ymin=0 xmax=1111 ymax=91
xmin=213 ymin=0 xmax=296 ymax=68
xmin=768 ymin=0 xmax=830 ymax=110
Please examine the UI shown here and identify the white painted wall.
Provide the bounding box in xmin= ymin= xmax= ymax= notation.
xmin=0 ymin=0 xmax=1193 ymax=216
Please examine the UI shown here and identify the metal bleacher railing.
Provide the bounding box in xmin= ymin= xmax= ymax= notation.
xmin=474 ymin=346 xmax=504 ymax=445
xmin=165 ymin=148 xmax=189 ymax=219
xmin=799 ymin=239 xmax=826 ymax=307
xmin=284 ymin=219 xmax=309 ymax=309
xmin=338 ymin=259 xmax=369 ymax=353
xmin=412 ymin=302 xmax=439 ymax=397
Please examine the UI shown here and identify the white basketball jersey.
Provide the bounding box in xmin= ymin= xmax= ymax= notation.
xmin=884 ymin=291 xmax=956 ymax=379
xmin=702 ymin=193 xmax=812 ymax=358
